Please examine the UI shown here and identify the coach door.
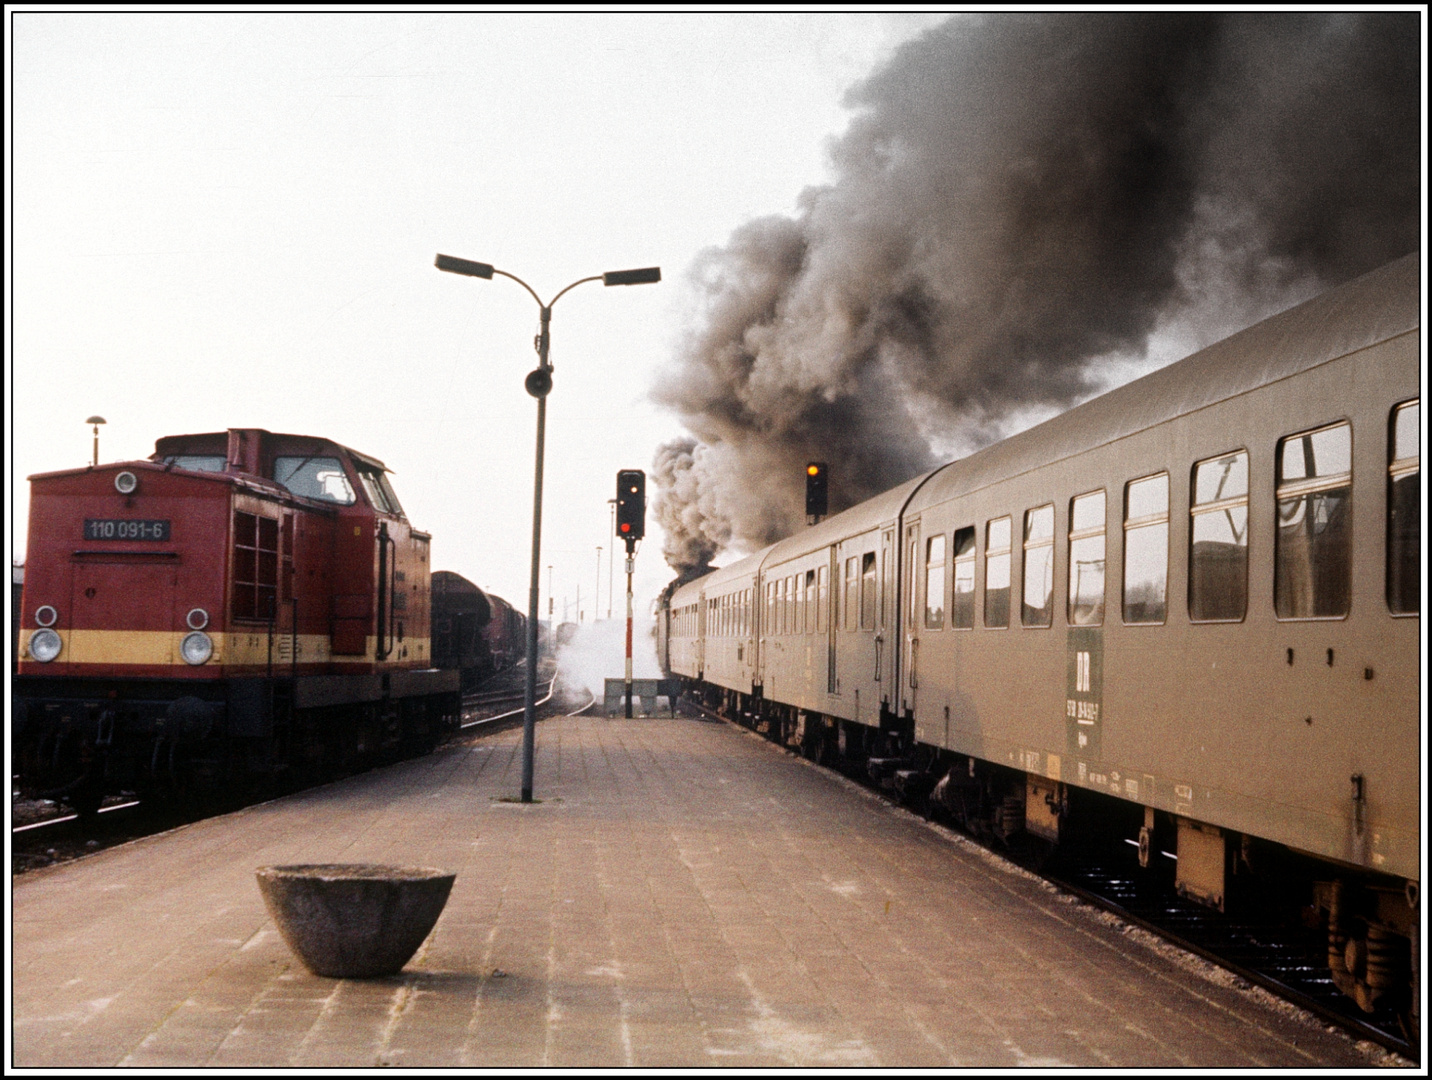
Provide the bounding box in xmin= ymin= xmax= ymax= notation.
xmin=901 ymin=521 xmax=920 ymax=716
xmin=880 ymin=527 xmax=896 ymax=700
xmin=696 ymin=590 xmax=706 ymax=679
xmin=827 ymin=547 xmax=839 ymax=694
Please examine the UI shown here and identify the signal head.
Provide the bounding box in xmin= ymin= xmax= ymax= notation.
xmin=616 ymin=469 xmax=646 ymax=542
xmin=805 ymin=460 xmax=828 ymax=519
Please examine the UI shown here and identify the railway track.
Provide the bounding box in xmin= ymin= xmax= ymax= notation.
xmin=688 ymin=696 xmax=1418 ymax=1063
xmin=460 ymin=659 xmax=565 ymax=727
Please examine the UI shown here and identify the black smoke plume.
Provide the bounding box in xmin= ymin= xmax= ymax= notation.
xmin=651 ymin=12 xmax=1420 ymax=571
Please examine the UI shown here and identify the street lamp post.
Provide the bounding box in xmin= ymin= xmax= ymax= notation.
xmin=607 ymin=499 xmax=616 ymax=619
xmin=435 ymin=254 xmax=659 ymax=802
xmin=596 ymin=547 xmax=603 ymax=622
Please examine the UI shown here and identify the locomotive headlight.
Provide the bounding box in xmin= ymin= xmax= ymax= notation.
xmin=35 ymin=604 xmax=58 ymax=627
xmin=180 ymin=631 xmax=214 ymax=665
xmin=114 ymin=471 xmax=138 ymax=495
xmin=29 ymin=628 xmax=62 ymax=663
xmin=186 ymin=608 xmax=209 ymax=630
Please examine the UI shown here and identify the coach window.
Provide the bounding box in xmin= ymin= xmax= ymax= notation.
xmin=787 ymin=575 xmax=798 ymax=633
xmin=925 ymin=535 xmax=946 ymax=629
xmin=1275 ymin=422 xmax=1352 ymax=619
xmin=861 ymin=552 xmax=877 ymax=630
xmin=793 ymin=575 xmax=804 ymax=635
xmin=951 ymin=527 xmax=976 ymax=629
xmin=1190 ymin=451 xmax=1249 ymax=621
xmin=985 ymin=517 xmax=1011 ymax=628
xmin=1068 ymin=491 xmax=1106 ymax=626
xmin=1388 ymin=400 xmax=1420 ymax=614
xmin=816 ymin=567 xmax=829 ymax=632
xmin=844 ymin=557 xmax=858 ymax=631
xmin=882 ymin=535 xmax=895 ymax=631
xmin=1022 ymin=505 xmax=1055 ymax=627
xmin=1123 ymin=473 xmax=1169 ymax=624
xmin=804 ymin=570 xmax=816 ymax=633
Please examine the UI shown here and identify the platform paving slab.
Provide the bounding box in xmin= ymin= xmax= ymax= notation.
xmin=10 ymin=713 xmax=1399 ymax=1069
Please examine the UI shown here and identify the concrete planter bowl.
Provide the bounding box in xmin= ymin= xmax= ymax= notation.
xmin=255 ymin=864 xmax=456 ymax=978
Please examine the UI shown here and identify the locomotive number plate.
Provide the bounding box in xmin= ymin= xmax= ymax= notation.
xmin=84 ymin=518 xmax=171 ymax=541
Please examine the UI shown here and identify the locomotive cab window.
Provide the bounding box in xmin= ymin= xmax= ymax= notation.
xmin=1022 ymin=504 xmax=1054 ymax=628
xmin=952 ymin=527 xmax=976 ymax=630
xmin=985 ymin=517 xmax=1011 ymax=628
xmin=1123 ymin=473 xmax=1168 ymax=624
xmin=1275 ymin=422 xmax=1351 ymax=620
xmin=1388 ymin=400 xmax=1419 ymax=615
xmin=1189 ymin=450 xmax=1248 ymax=622
xmin=274 ymin=456 xmax=356 ymax=505
xmin=1068 ymin=491 xmax=1105 ymax=626
xmin=356 ymin=463 xmax=405 ymax=517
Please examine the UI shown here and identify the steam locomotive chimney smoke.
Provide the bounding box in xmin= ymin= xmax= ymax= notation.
xmin=651 ymin=13 xmax=1419 ymax=571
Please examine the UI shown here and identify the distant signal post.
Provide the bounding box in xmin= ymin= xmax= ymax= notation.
xmin=616 ymin=469 xmax=646 ymax=718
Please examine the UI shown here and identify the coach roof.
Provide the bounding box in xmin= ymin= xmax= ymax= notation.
xmin=907 ymin=251 xmax=1418 ymax=514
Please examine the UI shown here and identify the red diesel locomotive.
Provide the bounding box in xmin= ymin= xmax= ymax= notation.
xmin=13 ymin=427 xmax=461 ymax=812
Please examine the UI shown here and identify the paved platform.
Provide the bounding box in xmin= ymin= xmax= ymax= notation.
xmin=10 ymin=714 xmax=1393 ymax=1068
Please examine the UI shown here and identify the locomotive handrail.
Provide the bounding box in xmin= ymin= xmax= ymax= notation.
xmin=375 ymin=523 xmax=398 ymax=661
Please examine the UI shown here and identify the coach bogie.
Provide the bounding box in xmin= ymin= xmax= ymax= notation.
xmin=1312 ymin=877 xmax=1419 ymax=1024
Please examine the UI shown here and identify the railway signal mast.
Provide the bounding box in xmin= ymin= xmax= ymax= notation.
xmin=616 ymin=469 xmax=645 ymax=718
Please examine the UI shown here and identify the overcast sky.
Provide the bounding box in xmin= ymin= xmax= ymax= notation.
xmin=8 ymin=10 xmax=949 ymax=623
